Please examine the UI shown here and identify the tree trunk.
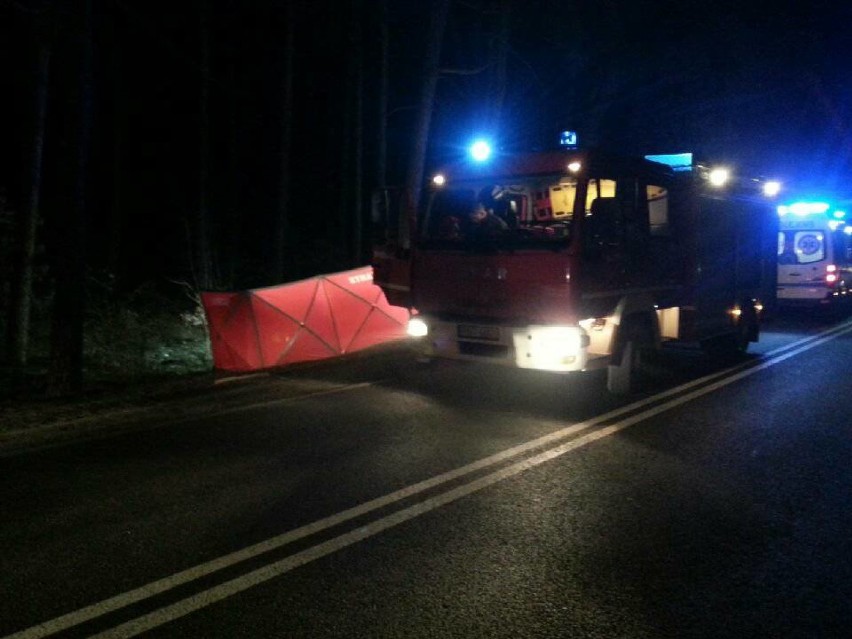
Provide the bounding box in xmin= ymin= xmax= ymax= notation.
xmin=336 ymin=12 xmax=354 ymax=265
xmin=194 ymin=0 xmax=215 ymax=291
xmin=7 ymin=31 xmax=50 ymax=368
xmin=403 ymin=0 xmax=450 ymax=245
xmin=375 ymin=0 xmax=389 ymax=189
xmin=107 ymin=22 xmax=124 ymax=280
xmin=274 ymin=1 xmax=296 ymax=282
xmin=485 ymin=0 xmax=510 ymax=139
xmin=350 ymin=0 xmax=364 ymax=264
xmin=223 ymin=15 xmax=240 ymax=289
xmin=46 ymin=0 xmax=93 ymax=396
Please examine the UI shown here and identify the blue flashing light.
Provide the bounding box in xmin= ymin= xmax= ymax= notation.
xmin=469 ymin=139 xmax=492 ymax=162
xmin=781 ymin=201 xmax=831 ymax=216
xmin=559 ymin=130 xmax=578 ymax=147
xmin=833 ymin=209 xmax=846 ymax=220
xmin=645 ymin=152 xmax=693 ymax=172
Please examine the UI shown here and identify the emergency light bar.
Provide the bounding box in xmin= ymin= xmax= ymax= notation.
xmin=777 ymin=202 xmax=831 ymax=216
xmin=559 ymin=130 xmax=578 ymax=148
xmin=645 ymin=152 xmax=693 ymax=172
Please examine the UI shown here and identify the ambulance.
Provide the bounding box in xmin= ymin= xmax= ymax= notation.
xmin=776 ymin=201 xmax=852 ymax=308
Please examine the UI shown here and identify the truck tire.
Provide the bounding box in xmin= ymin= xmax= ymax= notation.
xmin=700 ymin=307 xmax=755 ymax=359
xmin=607 ymin=320 xmax=654 ymax=394
xmin=607 ymin=339 xmax=639 ymax=394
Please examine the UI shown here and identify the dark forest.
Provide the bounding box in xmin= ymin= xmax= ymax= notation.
xmin=1 ymin=0 xmax=850 ymax=395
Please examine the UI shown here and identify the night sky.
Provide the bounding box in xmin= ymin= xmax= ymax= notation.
xmin=2 ymin=0 xmax=852 ymax=291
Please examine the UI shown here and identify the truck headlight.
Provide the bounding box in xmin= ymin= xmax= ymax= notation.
xmin=521 ymin=325 xmax=590 ymax=370
xmin=407 ymin=317 xmax=429 ymax=337
xmin=534 ymin=326 xmax=587 ymax=358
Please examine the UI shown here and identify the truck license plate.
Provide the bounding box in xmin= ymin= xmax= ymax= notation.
xmin=457 ymin=324 xmax=500 ymax=341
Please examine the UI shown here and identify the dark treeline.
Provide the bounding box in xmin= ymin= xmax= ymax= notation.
xmin=1 ymin=0 xmax=849 ymax=394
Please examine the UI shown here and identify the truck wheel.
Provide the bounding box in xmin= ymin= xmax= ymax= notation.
xmin=607 ymin=320 xmax=654 ymax=394
xmin=607 ymin=339 xmax=639 ymax=394
xmin=701 ymin=311 xmax=754 ymax=359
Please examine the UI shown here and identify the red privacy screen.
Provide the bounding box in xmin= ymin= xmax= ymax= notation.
xmin=201 ymin=267 xmax=410 ymax=372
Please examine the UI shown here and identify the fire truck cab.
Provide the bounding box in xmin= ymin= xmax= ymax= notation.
xmin=372 ymin=144 xmax=778 ymax=393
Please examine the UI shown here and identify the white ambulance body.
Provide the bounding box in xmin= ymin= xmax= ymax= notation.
xmin=776 ymin=201 xmax=852 ymax=308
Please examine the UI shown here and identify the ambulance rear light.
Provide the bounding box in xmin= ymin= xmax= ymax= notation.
xmin=826 ymin=264 xmax=839 ymax=285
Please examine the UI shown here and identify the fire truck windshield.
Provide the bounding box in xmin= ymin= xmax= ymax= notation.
xmin=420 ymin=177 xmax=579 ymax=248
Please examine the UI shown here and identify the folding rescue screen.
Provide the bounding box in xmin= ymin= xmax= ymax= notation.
xmin=201 ymin=267 xmax=410 ymax=372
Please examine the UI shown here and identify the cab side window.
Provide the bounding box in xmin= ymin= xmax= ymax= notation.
xmin=647 ymin=184 xmax=670 ymax=236
xmin=585 ymin=178 xmax=617 ymax=213
xmin=583 ymin=177 xmax=644 ymax=255
xmin=642 ymin=180 xmax=681 ymax=282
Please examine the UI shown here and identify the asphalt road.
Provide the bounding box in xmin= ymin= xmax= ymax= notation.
xmin=2 ymin=311 xmax=852 ymax=638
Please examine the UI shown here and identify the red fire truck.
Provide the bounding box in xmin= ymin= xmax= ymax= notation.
xmin=372 ymin=142 xmax=778 ymax=393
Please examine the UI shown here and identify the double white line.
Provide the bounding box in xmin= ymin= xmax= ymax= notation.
xmin=8 ymin=322 xmax=852 ymax=639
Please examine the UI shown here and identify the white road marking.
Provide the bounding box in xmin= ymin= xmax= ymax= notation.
xmin=6 ymin=321 xmax=852 ymax=639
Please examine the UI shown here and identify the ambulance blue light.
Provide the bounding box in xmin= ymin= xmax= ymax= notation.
xmin=833 ymin=210 xmax=846 ymax=219
xmin=469 ymin=139 xmax=492 ymax=162
xmin=778 ymin=201 xmax=831 ymax=216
